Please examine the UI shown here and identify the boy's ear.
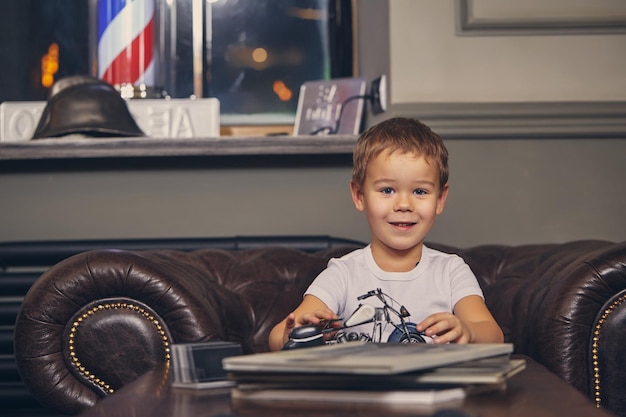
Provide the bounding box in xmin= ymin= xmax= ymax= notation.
xmin=350 ymin=181 xmax=365 ymax=212
xmin=436 ymin=183 xmax=449 ymax=215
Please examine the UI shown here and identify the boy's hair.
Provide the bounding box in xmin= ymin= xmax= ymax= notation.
xmin=352 ymin=117 xmax=449 ymax=192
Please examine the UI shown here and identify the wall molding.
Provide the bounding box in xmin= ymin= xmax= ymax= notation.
xmin=391 ymin=101 xmax=626 ymax=140
xmin=456 ymin=0 xmax=626 ymax=36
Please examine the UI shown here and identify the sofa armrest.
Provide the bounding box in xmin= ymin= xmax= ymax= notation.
xmin=513 ymin=241 xmax=626 ymax=414
xmin=14 ymin=249 xmax=252 ymax=414
xmin=431 ymin=240 xmax=626 ymax=416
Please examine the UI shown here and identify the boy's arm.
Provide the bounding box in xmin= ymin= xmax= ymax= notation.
xmin=417 ymin=295 xmax=504 ymax=344
xmin=268 ymin=294 xmax=337 ymax=351
xmin=453 ymin=295 xmax=504 ymax=343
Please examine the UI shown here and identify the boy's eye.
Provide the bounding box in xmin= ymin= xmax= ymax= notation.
xmin=414 ymin=189 xmax=427 ymax=195
xmin=381 ymin=187 xmax=394 ymax=195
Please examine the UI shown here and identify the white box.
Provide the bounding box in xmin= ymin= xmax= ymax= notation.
xmin=0 ymin=98 xmax=220 ymax=141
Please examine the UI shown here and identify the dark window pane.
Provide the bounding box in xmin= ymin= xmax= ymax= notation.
xmin=0 ymin=0 xmax=353 ymax=124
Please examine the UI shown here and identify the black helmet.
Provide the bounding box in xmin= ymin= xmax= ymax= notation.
xmin=32 ymin=75 xmax=145 ymax=139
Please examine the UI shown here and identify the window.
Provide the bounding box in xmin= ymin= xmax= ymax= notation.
xmin=0 ymin=0 xmax=354 ymax=126
xmin=207 ymin=0 xmax=353 ymax=124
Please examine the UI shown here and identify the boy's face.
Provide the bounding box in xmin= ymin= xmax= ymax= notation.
xmin=350 ymin=149 xmax=448 ymax=258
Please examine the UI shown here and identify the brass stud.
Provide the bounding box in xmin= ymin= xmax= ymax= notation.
xmin=592 ymin=294 xmax=626 ymax=408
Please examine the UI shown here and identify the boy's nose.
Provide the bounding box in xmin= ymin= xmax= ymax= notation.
xmin=394 ymin=194 xmax=413 ymax=211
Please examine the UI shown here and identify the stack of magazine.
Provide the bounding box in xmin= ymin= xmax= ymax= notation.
xmin=222 ymin=342 xmax=524 ymax=406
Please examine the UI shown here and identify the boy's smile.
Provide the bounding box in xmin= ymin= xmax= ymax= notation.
xmin=350 ymin=150 xmax=448 ymax=271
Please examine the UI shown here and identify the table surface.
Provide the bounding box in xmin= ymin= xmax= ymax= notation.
xmin=78 ymin=356 xmax=616 ymax=417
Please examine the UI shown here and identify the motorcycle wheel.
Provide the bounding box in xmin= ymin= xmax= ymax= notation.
xmin=387 ymin=322 xmax=427 ymax=343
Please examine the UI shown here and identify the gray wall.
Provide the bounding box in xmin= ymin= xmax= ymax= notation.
xmin=2 ymin=136 xmax=623 ymax=247
xmin=1 ymin=1 xmax=625 ymax=247
xmin=431 ymin=138 xmax=625 ymax=245
xmin=0 ymin=165 xmax=360 ymax=242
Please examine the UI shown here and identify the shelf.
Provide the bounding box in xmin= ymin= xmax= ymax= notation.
xmin=0 ymin=135 xmax=358 ymax=161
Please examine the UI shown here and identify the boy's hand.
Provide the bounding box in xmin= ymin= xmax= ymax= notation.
xmin=280 ymin=308 xmax=338 ymax=347
xmin=282 ymin=312 xmax=298 ymax=344
xmin=416 ymin=312 xmax=471 ymax=344
xmin=269 ymin=295 xmax=340 ymax=351
xmin=297 ymin=308 xmax=338 ymax=327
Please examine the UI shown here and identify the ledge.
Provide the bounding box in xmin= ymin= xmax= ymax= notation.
xmin=2 ymin=101 xmax=624 ymax=163
xmin=0 ymin=134 xmax=358 ymax=161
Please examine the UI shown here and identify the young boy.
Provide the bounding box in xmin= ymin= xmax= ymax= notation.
xmin=269 ymin=117 xmax=503 ymax=351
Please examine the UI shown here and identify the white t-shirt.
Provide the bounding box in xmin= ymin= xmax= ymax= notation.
xmin=305 ymin=245 xmax=484 ymax=342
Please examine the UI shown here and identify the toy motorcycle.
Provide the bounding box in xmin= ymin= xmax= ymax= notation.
xmin=282 ymin=288 xmax=433 ymax=350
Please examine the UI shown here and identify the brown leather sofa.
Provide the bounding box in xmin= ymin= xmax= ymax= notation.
xmin=7 ymin=237 xmax=626 ymax=416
